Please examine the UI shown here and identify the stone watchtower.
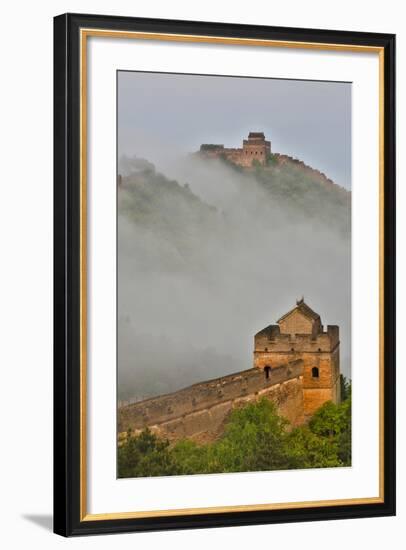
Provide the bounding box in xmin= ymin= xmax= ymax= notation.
xmin=242 ymin=132 xmax=271 ymax=166
xmin=198 ymin=131 xmax=271 ymax=167
xmin=254 ymin=299 xmax=341 ymax=419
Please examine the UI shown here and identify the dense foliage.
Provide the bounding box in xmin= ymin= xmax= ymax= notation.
xmin=118 ymin=381 xmax=351 ymax=478
xmin=119 ymin=159 xmax=219 ymax=257
xmin=217 ymin=153 xmax=350 ymax=235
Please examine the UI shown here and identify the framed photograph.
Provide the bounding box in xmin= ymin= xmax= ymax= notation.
xmin=53 ymin=13 xmax=396 ymax=536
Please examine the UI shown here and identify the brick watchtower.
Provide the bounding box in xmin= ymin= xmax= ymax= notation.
xmin=199 ymin=131 xmax=271 ymax=167
xmin=254 ymin=298 xmax=341 ymax=419
xmin=242 ymin=132 xmax=271 ymax=166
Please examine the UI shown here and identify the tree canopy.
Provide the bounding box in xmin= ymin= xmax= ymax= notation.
xmin=118 ymin=382 xmax=352 ymax=478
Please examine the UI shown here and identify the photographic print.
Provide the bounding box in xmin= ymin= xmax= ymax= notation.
xmin=116 ymin=71 xmax=352 ymax=478
xmin=54 ymin=15 xmax=395 ymax=535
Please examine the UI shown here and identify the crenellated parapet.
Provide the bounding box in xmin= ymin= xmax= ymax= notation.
xmin=118 ymin=359 xmax=304 ymax=443
xmin=118 ymin=300 xmax=341 ymax=444
xmin=254 ymin=324 xmax=339 ymax=356
xmin=199 ymin=131 xmax=271 ymax=167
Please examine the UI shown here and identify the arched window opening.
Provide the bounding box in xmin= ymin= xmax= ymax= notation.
xmin=312 ymin=367 xmax=319 ymax=378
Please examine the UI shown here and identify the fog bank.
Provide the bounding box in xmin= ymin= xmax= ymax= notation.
xmin=118 ymin=155 xmax=351 ymax=401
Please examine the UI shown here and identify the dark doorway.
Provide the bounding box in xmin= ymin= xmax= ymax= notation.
xmin=264 ymin=366 xmax=271 ymax=379
xmin=312 ymin=367 xmax=320 ymax=378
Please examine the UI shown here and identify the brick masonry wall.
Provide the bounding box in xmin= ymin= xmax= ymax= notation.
xmin=278 ymin=310 xmax=317 ymax=335
xmin=118 ymin=361 xmax=304 ymax=443
xmin=254 ymin=325 xmax=340 ymax=418
xmin=198 ymin=134 xmax=271 ymax=167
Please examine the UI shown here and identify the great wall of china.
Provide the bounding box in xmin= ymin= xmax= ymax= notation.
xmin=118 ymin=299 xmax=341 ymax=444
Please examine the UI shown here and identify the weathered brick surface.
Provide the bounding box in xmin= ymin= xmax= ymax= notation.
xmin=118 ymin=301 xmax=341 ymax=444
xmin=279 ymin=313 xmax=313 ymax=335
xmin=118 ymin=361 xmax=304 ymax=443
xmin=254 ymin=301 xmax=341 ymax=419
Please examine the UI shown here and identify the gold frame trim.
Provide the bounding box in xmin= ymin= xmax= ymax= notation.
xmin=79 ymin=28 xmax=385 ymax=522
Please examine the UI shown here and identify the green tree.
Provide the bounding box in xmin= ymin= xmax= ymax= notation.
xmin=118 ymin=428 xmax=177 ymax=478
xmin=336 ymin=396 xmax=352 ymax=464
xmin=308 ymin=397 xmax=351 ymax=466
xmin=171 ymin=439 xmax=210 ymax=475
xmin=285 ymin=426 xmax=342 ymax=469
xmin=209 ymin=399 xmax=290 ymax=473
xmin=286 ymin=395 xmax=352 ymax=469
xmin=118 ymin=395 xmax=352 ymax=478
xmin=340 ymin=374 xmax=352 ymax=401
xmin=266 ymin=152 xmax=277 ymax=166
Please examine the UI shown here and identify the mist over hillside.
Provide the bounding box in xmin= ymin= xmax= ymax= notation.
xmin=118 ymin=155 xmax=351 ymax=401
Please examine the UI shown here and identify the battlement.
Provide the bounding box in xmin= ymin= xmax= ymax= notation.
xmin=243 ymin=138 xmax=271 ymax=147
xmin=198 ymin=131 xmax=271 ymax=167
xmin=118 ymin=300 xmax=341 ymax=442
xmin=200 ymin=144 xmax=224 ymax=152
xmin=118 ymin=360 xmax=304 ymax=442
xmin=255 ymin=324 xmax=340 ymax=353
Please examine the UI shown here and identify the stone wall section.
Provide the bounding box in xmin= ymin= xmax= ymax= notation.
xmin=199 ymin=132 xmax=271 ymax=167
xmin=118 ymin=361 xmax=304 ymax=443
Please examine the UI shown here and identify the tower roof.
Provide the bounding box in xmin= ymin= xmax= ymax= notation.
xmin=248 ymin=132 xmax=265 ymax=139
xmin=277 ymin=298 xmax=320 ymax=324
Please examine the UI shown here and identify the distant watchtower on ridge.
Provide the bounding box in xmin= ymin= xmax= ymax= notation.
xmin=242 ymin=132 xmax=271 ymax=165
xmin=254 ymin=298 xmax=341 ymax=419
xmin=199 ymin=131 xmax=271 ymax=167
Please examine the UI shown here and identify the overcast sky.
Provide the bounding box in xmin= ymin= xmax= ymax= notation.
xmin=118 ymin=71 xmax=351 ymax=189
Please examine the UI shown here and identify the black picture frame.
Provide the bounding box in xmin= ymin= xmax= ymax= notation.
xmin=54 ymin=12 xmax=396 ymax=537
